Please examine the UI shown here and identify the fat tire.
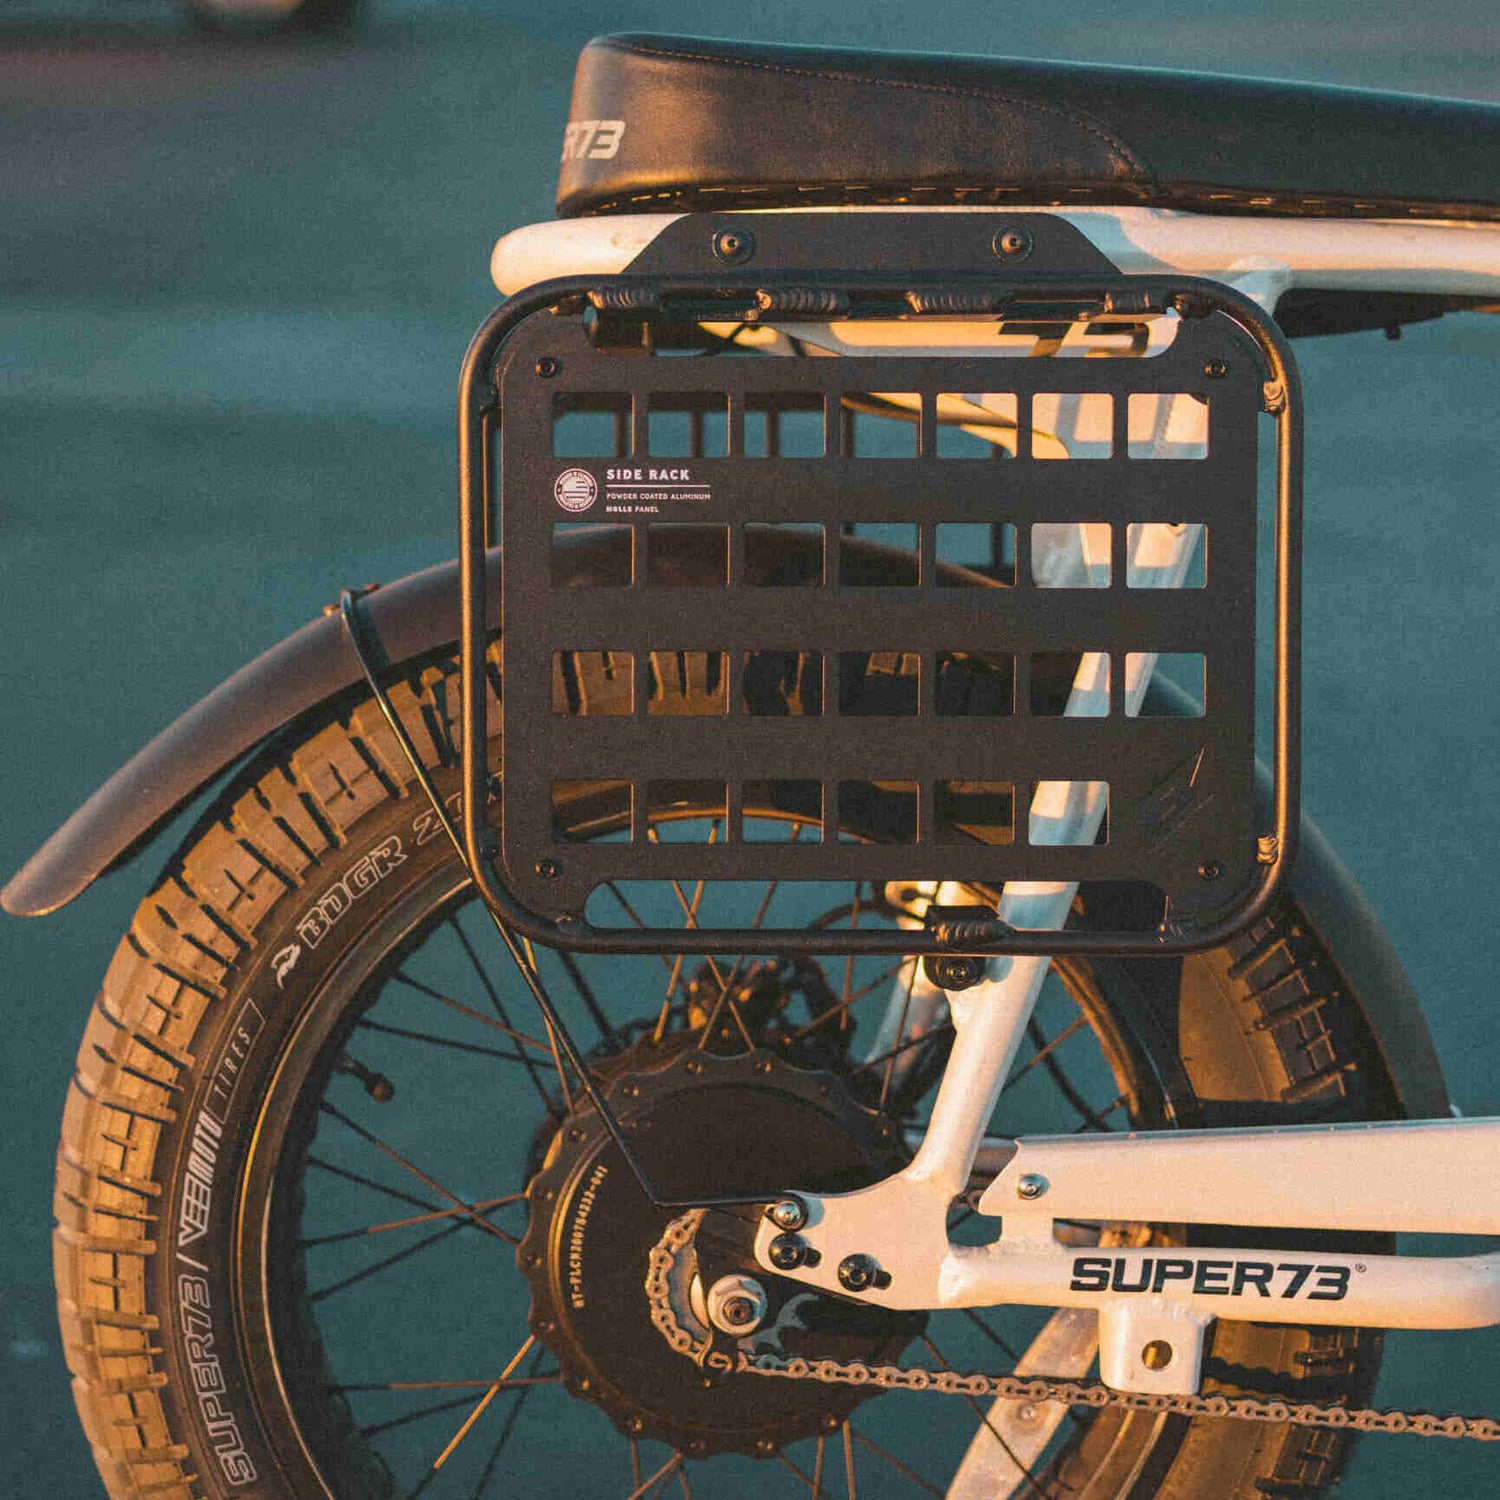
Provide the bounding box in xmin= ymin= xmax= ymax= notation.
xmin=56 ymin=647 xmax=1399 ymax=1499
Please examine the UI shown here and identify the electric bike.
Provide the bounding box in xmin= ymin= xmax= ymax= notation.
xmin=13 ymin=32 xmax=1500 ymax=1500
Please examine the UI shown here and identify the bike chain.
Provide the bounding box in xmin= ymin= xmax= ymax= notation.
xmin=647 ymin=1211 xmax=1500 ymax=1443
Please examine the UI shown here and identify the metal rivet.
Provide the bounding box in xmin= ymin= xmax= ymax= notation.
xmin=993 ymin=225 xmax=1035 ymax=260
xmin=1016 ymin=1173 xmax=1049 ymax=1201
xmin=535 ymin=356 xmax=561 ymax=378
xmin=684 ymin=1057 xmax=704 ymax=1075
xmin=624 ymin=1416 xmax=644 ymax=1434
xmin=711 ymin=226 xmax=757 ymax=265
xmin=1142 ymin=1339 xmax=1174 ymax=1371
xmin=755 ymin=1438 xmax=777 ymax=1456
xmin=536 ymin=859 xmax=561 ymax=879
xmin=1204 ymin=359 xmax=1228 ymax=379
xmin=1197 ymin=860 xmax=1223 ymax=881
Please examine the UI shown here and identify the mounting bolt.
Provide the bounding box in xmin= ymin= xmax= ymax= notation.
xmin=755 ymin=1438 xmax=777 ymax=1456
xmin=536 ymin=859 xmax=562 ymax=879
xmin=535 ymin=356 xmax=561 ymax=378
xmin=993 ymin=225 xmax=1035 ymax=260
xmin=1016 ymin=1173 xmax=1049 ymax=1201
xmin=707 ymin=1275 xmax=769 ymax=1334
xmin=684 ymin=1057 xmax=704 ymax=1075
xmin=766 ymin=1196 xmax=809 ymax=1232
xmin=767 ymin=1233 xmax=809 ymax=1271
xmin=923 ymin=954 xmax=986 ymax=992
xmin=1204 ymin=358 xmax=1228 ymax=379
xmin=624 ymin=1416 xmax=644 ymax=1434
xmin=1197 ymin=860 xmax=1223 ymax=881
xmin=837 ymin=1253 xmax=890 ymax=1293
xmin=711 ymin=226 xmax=757 ymax=265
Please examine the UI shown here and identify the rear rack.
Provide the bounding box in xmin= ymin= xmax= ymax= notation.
xmin=456 ymin=216 xmax=1301 ymax=958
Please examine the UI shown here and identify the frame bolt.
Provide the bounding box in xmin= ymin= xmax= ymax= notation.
xmin=535 ymin=859 xmax=561 ymax=879
xmin=535 ymin=356 xmax=561 ymax=378
xmin=993 ymin=225 xmax=1035 ymax=260
xmin=711 ymin=226 xmax=757 ymax=264
xmin=766 ymin=1196 xmax=809 ymax=1232
xmin=1204 ymin=358 xmax=1228 ymax=379
xmin=923 ymin=954 xmax=986 ymax=992
xmin=1016 ymin=1173 xmax=1049 ymax=1201
xmin=706 ymin=1275 xmax=769 ymax=1334
xmin=767 ymin=1233 xmax=809 ymax=1271
xmin=836 ymin=1254 xmax=891 ymax=1293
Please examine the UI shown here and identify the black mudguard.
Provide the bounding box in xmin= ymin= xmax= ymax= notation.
xmin=2 ymin=541 xmax=1446 ymax=1119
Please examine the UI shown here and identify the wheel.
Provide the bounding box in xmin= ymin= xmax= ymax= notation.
xmin=181 ymin=0 xmax=358 ymax=36
xmin=55 ymin=642 xmax=1397 ymax=1500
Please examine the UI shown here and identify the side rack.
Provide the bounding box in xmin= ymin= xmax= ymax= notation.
xmin=456 ymin=215 xmax=1302 ymax=959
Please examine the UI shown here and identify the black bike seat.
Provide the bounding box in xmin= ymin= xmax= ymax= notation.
xmin=557 ymin=34 xmax=1500 ymax=223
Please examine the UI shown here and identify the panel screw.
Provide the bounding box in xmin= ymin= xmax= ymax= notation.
xmin=767 ymin=1233 xmax=808 ymax=1271
xmin=1197 ymin=860 xmax=1223 ymax=881
xmin=711 ymin=226 xmax=757 ymax=264
xmin=837 ymin=1253 xmax=891 ymax=1292
xmin=1016 ymin=1173 xmax=1049 ymax=1201
xmin=536 ymin=859 xmax=561 ymax=879
xmin=766 ymin=1196 xmax=809 ymax=1232
xmin=1204 ymin=359 xmax=1228 ymax=379
xmin=535 ymin=356 xmax=561 ymax=378
xmin=993 ymin=225 xmax=1035 ymax=260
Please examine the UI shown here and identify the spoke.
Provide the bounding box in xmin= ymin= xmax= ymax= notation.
xmin=999 ymin=1016 xmax=1089 ymax=1095
xmin=630 ymin=1439 xmax=643 ymax=1490
xmin=311 ymin=1217 xmax=467 ymax=1303
xmin=813 ymin=1432 xmax=827 ymax=1499
xmin=677 ymin=1460 xmax=695 ymax=1499
xmin=430 ymin=1335 xmax=536 ymax=1473
xmin=355 ymin=1375 xmax=558 ymax=1439
xmin=305 ymin=1155 xmax=439 ymax=1216
xmin=840 ymin=887 xmax=862 ymax=1016
xmin=961 ymin=1308 xmax=1024 ymax=1364
xmin=355 ymin=1017 xmax=535 ymax=1065
xmin=851 ymin=1430 xmax=942 ymax=1497
xmin=851 ymin=1021 xmax=954 ymax=1078
xmin=1073 ymin=1093 xmax=1126 ymax=1133
xmin=319 ymin=1102 xmax=518 ymax=1247
xmin=921 ymin=1334 xmax=1044 ymax=1498
xmin=775 ymin=1449 xmax=818 ymax=1493
xmin=301 ymin=1193 xmax=525 ymax=1248
xmin=472 ymin=1346 xmax=548 ymax=1499
xmin=603 ymin=883 xmax=679 ymax=974
xmin=879 ymin=960 xmax=920 ymax=1111
xmin=557 ymin=948 xmax=618 ymax=1044
xmin=448 ymin=916 xmax=559 ymax=1109
xmin=625 ymin=1452 xmax=683 ymax=1500
xmin=788 ymin=960 xmax=908 ymax=1041
xmin=843 ymin=1420 xmax=857 ymax=1500
xmin=391 ymin=972 xmax=555 ymax=1058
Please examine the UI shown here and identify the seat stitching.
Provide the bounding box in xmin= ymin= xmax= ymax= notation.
xmin=592 ymin=37 xmax=1153 ymax=179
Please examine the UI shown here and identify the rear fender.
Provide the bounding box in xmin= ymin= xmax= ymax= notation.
xmin=2 ymin=531 xmax=1444 ymax=1118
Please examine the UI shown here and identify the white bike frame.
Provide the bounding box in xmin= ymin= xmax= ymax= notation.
xmin=491 ymin=204 xmax=1500 ymax=1401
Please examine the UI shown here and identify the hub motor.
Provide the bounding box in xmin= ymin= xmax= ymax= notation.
xmin=518 ymin=1041 xmax=921 ymax=1457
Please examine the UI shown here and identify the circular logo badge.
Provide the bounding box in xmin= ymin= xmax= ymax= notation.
xmin=553 ymin=468 xmax=598 ymax=513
